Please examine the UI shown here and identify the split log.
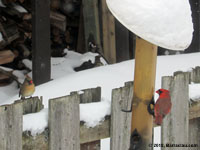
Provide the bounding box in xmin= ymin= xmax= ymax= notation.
xmin=16 ymin=43 xmax=31 ymax=58
xmin=50 ymin=11 xmax=66 ymax=32
xmin=0 ymin=22 xmax=20 ymax=49
xmin=0 ymin=50 xmax=15 ymax=65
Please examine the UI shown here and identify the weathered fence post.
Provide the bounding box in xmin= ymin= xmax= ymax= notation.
xmin=161 ymin=71 xmax=189 ymax=149
xmin=189 ymin=66 xmax=200 ymax=146
xmin=190 ymin=66 xmax=200 ymax=83
xmin=101 ymin=0 xmax=116 ymax=63
xmin=0 ymin=102 xmax=23 ymax=150
xmin=82 ymin=0 xmax=102 ymax=53
xmin=32 ymin=0 xmax=51 ymax=85
xmin=110 ymin=82 xmax=133 ymax=150
xmin=20 ymin=96 xmax=45 ymax=150
xmin=78 ymin=87 xmax=101 ymax=150
xmin=79 ymin=87 xmax=101 ymax=104
xmin=15 ymin=96 xmax=44 ymax=114
xmin=49 ymin=93 xmax=80 ymax=150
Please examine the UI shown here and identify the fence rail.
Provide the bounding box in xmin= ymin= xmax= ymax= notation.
xmin=0 ymin=66 xmax=200 ymax=150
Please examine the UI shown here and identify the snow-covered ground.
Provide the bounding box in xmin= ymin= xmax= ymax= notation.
xmin=0 ymin=50 xmax=200 ymax=150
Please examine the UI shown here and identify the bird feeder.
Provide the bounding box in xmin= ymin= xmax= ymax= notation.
xmin=106 ymin=0 xmax=193 ymax=149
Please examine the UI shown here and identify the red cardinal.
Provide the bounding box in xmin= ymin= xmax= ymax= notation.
xmin=154 ymin=89 xmax=172 ymax=125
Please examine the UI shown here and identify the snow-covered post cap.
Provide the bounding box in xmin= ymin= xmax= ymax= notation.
xmin=106 ymin=0 xmax=193 ymax=50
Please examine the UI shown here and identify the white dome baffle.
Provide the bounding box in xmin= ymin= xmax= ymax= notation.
xmin=106 ymin=0 xmax=193 ymax=50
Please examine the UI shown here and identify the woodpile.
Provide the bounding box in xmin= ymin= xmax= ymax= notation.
xmin=0 ymin=0 xmax=81 ymax=85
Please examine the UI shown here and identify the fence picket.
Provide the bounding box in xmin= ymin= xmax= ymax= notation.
xmin=161 ymin=72 xmax=189 ymax=150
xmin=190 ymin=66 xmax=200 ymax=83
xmin=15 ymin=96 xmax=44 ymax=114
xmin=79 ymin=87 xmax=101 ymax=150
xmin=49 ymin=93 xmax=80 ymax=150
xmin=0 ymin=102 xmax=23 ymax=150
xmin=79 ymin=87 xmax=101 ymax=103
xmin=110 ymin=82 xmax=133 ymax=150
xmin=189 ymin=66 xmax=200 ymax=146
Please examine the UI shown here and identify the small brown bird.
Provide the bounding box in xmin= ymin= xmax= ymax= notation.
xmin=19 ymin=75 xmax=35 ymax=99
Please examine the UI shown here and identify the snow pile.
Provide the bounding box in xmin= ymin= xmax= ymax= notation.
xmin=189 ymin=83 xmax=200 ymax=100
xmin=106 ymin=0 xmax=193 ymax=50
xmin=23 ymin=109 xmax=48 ymax=136
xmin=51 ymin=49 xmax=99 ymax=79
xmin=80 ymin=99 xmax=111 ymax=127
xmin=22 ymin=59 xmax=32 ymax=70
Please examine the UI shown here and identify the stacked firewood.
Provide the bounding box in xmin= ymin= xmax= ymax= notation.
xmin=0 ymin=0 xmax=81 ymax=85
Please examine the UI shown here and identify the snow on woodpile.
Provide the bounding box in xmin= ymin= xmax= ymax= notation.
xmin=106 ymin=0 xmax=193 ymax=50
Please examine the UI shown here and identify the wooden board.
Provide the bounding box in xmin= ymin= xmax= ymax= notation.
xmin=189 ymin=118 xmax=200 ymax=146
xmin=79 ymin=87 xmax=101 ymax=103
xmin=161 ymin=72 xmax=189 ymax=150
xmin=0 ymin=50 xmax=15 ymax=65
xmin=110 ymin=82 xmax=133 ymax=150
xmin=115 ymin=19 xmax=130 ymax=62
xmin=49 ymin=94 xmax=80 ymax=150
xmin=15 ymin=96 xmax=44 ymax=115
xmin=79 ymin=87 xmax=101 ymax=150
xmin=82 ymin=0 xmax=102 ymax=53
xmin=0 ymin=102 xmax=23 ymax=150
xmin=190 ymin=66 xmax=200 ymax=83
xmin=189 ymin=66 xmax=200 ymax=147
xmin=101 ymin=0 xmax=116 ymax=64
xmin=32 ymin=0 xmax=51 ymax=85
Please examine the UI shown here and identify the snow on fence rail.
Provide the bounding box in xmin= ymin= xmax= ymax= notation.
xmin=0 ymin=66 xmax=200 ymax=150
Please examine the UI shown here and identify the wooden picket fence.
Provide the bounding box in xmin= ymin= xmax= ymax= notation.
xmin=0 ymin=66 xmax=200 ymax=150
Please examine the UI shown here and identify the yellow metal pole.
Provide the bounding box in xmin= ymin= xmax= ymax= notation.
xmin=131 ymin=37 xmax=157 ymax=149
